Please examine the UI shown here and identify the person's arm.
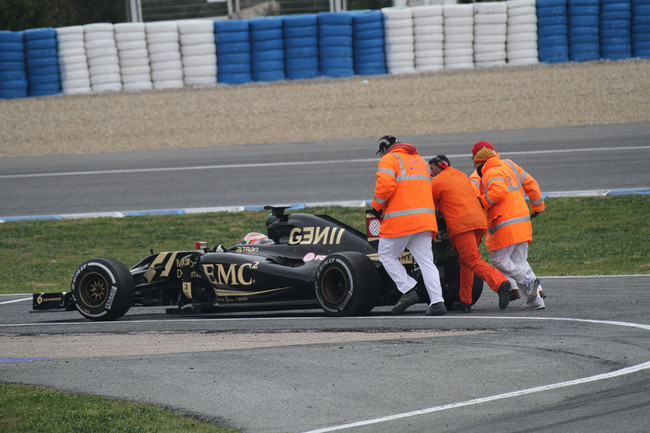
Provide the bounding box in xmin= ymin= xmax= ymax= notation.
xmin=478 ymin=168 xmax=507 ymax=209
xmin=371 ymin=155 xmax=397 ymax=213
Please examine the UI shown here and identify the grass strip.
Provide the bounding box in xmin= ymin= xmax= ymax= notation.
xmin=0 ymin=196 xmax=648 ymax=295
xmin=0 ymin=383 xmax=238 ymax=433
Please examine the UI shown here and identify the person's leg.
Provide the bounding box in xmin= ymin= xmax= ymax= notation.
xmin=455 ymin=230 xmax=509 ymax=295
xmin=378 ymin=235 xmax=415 ymax=294
xmin=451 ymin=231 xmax=479 ymax=305
xmin=510 ymin=242 xmax=545 ymax=307
xmin=406 ymin=231 xmax=444 ymax=305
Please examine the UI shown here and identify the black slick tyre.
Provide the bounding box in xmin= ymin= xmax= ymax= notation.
xmin=315 ymin=252 xmax=378 ymax=316
xmin=71 ymin=257 xmax=134 ymax=321
xmin=471 ymin=274 xmax=484 ymax=305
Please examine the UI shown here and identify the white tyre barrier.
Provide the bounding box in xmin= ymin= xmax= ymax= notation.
xmin=178 ymin=19 xmax=216 ymax=87
xmin=56 ymin=26 xmax=91 ymax=94
xmin=84 ymin=23 xmax=122 ymax=93
xmin=443 ymin=4 xmax=474 ymax=70
xmin=146 ymin=21 xmax=184 ymax=90
xmin=382 ymin=7 xmax=415 ymax=74
xmin=412 ymin=5 xmax=444 ymax=71
xmin=115 ymin=22 xmax=152 ymax=92
xmin=474 ymin=2 xmax=507 ymax=68
xmin=507 ymin=0 xmax=539 ymax=65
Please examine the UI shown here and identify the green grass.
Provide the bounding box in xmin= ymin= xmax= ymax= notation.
xmin=1 ymin=197 xmax=649 ymax=295
xmin=1 ymin=196 xmax=648 ymax=432
xmin=0 ymin=383 xmax=237 ymax=433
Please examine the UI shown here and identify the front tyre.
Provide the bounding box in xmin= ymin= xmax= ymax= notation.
xmin=315 ymin=252 xmax=378 ymax=316
xmin=471 ymin=274 xmax=484 ymax=306
xmin=71 ymin=257 xmax=134 ymax=321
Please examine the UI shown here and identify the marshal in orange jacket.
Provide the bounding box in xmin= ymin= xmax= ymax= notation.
xmin=470 ymin=154 xmax=545 ymax=213
xmin=371 ymin=143 xmax=438 ymax=238
xmin=430 ymin=166 xmax=487 ymax=239
xmin=478 ymin=156 xmax=533 ymax=251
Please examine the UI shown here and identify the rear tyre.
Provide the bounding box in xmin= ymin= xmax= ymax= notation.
xmin=71 ymin=257 xmax=134 ymax=321
xmin=315 ymin=252 xmax=378 ymax=316
xmin=471 ymin=274 xmax=484 ymax=305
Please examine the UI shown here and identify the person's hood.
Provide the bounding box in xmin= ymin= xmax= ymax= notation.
xmin=387 ymin=143 xmax=418 ymax=155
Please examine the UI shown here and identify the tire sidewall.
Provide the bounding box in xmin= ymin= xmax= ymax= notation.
xmin=71 ymin=257 xmax=133 ymax=320
xmin=315 ymin=252 xmax=377 ymax=316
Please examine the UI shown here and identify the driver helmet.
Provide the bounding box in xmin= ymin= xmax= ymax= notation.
xmin=240 ymin=232 xmax=275 ymax=245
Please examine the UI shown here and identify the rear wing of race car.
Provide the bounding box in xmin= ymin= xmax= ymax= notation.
xmin=32 ymin=292 xmax=75 ymax=311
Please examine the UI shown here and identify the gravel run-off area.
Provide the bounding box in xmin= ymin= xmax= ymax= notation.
xmin=1 ymin=59 xmax=649 ymax=159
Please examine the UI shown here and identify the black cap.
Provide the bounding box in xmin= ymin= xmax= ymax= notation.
xmin=377 ymin=135 xmax=398 ymax=155
xmin=429 ymin=155 xmax=450 ymax=169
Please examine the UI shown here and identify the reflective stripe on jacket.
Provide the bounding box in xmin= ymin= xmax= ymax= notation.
xmin=371 ymin=144 xmax=437 ymax=238
xmin=431 ymin=166 xmax=487 ymax=239
xmin=478 ymin=156 xmax=532 ymax=251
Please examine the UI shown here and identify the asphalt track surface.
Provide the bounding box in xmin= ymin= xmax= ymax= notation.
xmin=1 ymin=275 xmax=649 ymax=433
xmin=1 ymin=123 xmax=649 ymax=432
xmin=1 ymin=122 xmax=649 ymax=218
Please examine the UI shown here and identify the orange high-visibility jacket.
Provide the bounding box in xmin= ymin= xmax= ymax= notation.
xmin=371 ymin=143 xmax=438 ymax=238
xmin=478 ymin=156 xmax=532 ymax=251
xmin=470 ymin=155 xmax=545 ymax=213
xmin=430 ymin=166 xmax=487 ymax=239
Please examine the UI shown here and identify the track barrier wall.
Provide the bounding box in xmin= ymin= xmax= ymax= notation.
xmin=1 ymin=0 xmax=649 ymax=99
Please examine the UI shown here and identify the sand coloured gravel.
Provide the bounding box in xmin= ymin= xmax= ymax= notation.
xmin=1 ymin=59 xmax=649 ymax=158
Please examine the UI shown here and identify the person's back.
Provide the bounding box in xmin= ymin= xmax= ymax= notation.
xmin=431 ymin=165 xmax=486 ymax=239
xmin=373 ymin=143 xmax=437 ymax=238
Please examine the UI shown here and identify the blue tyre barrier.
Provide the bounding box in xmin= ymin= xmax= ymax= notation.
xmin=568 ymin=0 xmax=600 ymax=61
xmin=632 ymin=0 xmax=650 ymax=58
xmin=0 ymin=31 xmax=28 ymax=99
xmin=284 ymin=14 xmax=319 ymax=80
xmin=601 ymin=0 xmax=632 ymax=60
xmin=249 ymin=17 xmax=285 ymax=82
xmin=318 ymin=12 xmax=354 ymax=78
xmin=23 ymin=27 xmax=60 ymax=97
xmin=215 ymin=19 xmax=252 ymax=84
xmin=537 ymin=2 xmax=569 ymax=63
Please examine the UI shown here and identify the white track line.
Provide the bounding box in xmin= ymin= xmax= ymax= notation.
xmin=302 ymin=360 xmax=650 ymax=433
xmin=298 ymin=315 xmax=650 ymax=433
xmin=2 ymin=145 xmax=648 ymax=180
xmin=0 ymin=297 xmax=32 ymax=305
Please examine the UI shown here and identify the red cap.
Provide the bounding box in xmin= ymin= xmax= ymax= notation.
xmin=471 ymin=141 xmax=494 ymax=156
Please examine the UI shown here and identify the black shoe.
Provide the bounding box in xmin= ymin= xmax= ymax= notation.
xmin=498 ymin=280 xmax=511 ymax=310
xmin=391 ymin=288 xmax=420 ymax=314
xmin=452 ymin=301 xmax=471 ymax=313
xmin=425 ymin=302 xmax=447 ymax=316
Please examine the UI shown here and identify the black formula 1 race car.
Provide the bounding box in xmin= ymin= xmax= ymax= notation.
xmin=33 ymin=206 xmax=483 ymax=321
